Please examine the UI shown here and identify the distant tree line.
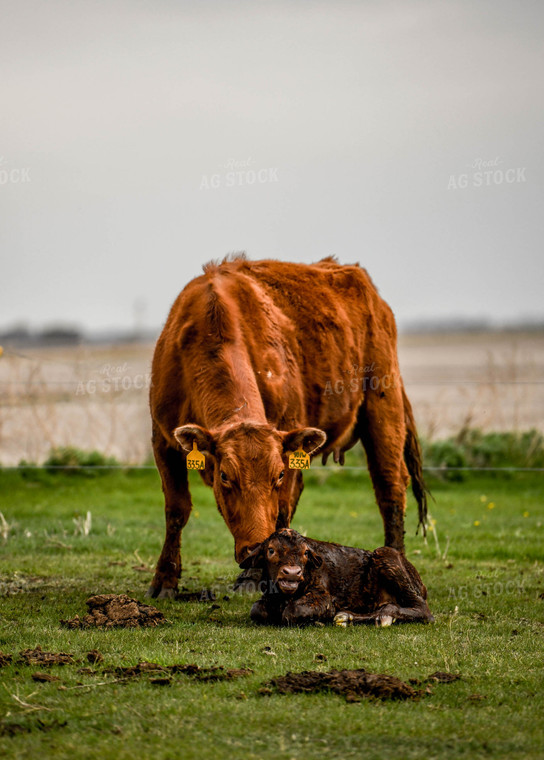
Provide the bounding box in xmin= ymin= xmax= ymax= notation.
xmin=0 ymin=323 xmax=159 ymax=347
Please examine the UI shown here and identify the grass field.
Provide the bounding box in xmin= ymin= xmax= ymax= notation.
xmin=1 ymin=465 xmax=543 ymax=759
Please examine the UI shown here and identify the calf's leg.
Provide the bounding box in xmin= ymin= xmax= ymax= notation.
xmin=335 ymin=546 xmax=433 ymax=626
xmin=335 ymin=600 xmax=434 ymax=627
xmin=282 ymin=589 xmax=335 ymax=626
xmin=250 ymin=599 xmax=283 ymax=625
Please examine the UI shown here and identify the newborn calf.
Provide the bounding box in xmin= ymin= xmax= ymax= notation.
xmin=239 ymin=528 xmax=434 ymax=627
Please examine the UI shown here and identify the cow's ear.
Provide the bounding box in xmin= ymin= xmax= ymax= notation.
xmin=282 ymin=427 xmax=327 ymax=456
xmin=174 ymin=424 xmax=215 ymax=456
xmin=239 ymin=543 xmax=265 ymax=569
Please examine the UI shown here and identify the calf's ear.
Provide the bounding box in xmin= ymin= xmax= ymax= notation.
xmin=282 ymin=427 xmax=327 ymax=455
xmin=239 ymin=543 xmax=265 ymax=569
xmin=174 ymin=424 xmax=215 ymax=456
xmin=306 ymin=548 xmax=323 ymax=569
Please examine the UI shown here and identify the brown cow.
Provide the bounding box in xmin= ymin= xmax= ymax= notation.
xmin=240 ymin=528 xmax=434 ymax=627
xmin=147 ymin=255 xmax=427 ymax=599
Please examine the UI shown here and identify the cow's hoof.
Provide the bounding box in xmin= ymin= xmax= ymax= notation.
xmin=157 ymin=588 xmax=177 ymax=600
xmin=145 ymin=584 xmax=177 ymax=600
xmin=376 ymin=614 xmax=394 ymax=627
xmin=334 ymin=612 xmax=353 ymax=627
xmin=233 ymin=568 xmax=262 ymax=594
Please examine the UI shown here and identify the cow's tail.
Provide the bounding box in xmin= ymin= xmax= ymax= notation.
xmin=402 ymin=384 xmax=429 ymax=537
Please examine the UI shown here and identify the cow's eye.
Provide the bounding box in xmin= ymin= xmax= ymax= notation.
xmin=278 ymin=470 xmax=285 ymax=481
xmin=304 ymin=549 xmax=310 ymax=558
xmin=220 ymin=471 xmax=229 ymax=484
xmin=267 ymin=547 xmax=275 ymax=556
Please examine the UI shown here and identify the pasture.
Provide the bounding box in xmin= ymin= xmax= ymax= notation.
xmin=1 ymin=464 xmax=543 ymax=759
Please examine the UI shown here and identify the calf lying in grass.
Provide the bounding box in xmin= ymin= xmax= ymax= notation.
xmin=239 ymin=528 xmax=434 ymax=627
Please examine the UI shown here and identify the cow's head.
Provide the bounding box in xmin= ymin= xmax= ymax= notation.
xmin=239 ymin=528 xmax=322 ymax=596
xmin=174 ymin=422 xmax=326 ymax=563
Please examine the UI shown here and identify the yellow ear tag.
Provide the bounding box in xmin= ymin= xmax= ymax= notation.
xmin=186 ymin=440 xmax=205 ymax=470
xmin=289 ymin=448 xmax=310 ymax=470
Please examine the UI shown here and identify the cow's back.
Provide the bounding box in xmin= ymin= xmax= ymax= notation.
xmin=151 ymin=256 xmax=400 ymax=447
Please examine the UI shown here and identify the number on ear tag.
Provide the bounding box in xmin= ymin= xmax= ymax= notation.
xmin=289 ymin=448 xmax=310 ymax=470
xmin=187 ymin=440 xmax=205 ymax=470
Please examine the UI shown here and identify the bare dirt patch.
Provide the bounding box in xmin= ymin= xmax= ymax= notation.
xmin=409 ymin=671 xmax=462 ymax=686
xmin=18 ymin=646 xmax=74 ymax=667
xmin=427 ymin=671 xmax=462 ymax=683
xmin=173 ymin=664 xmax=253 ymax=682
xmin=262 ymin=669 xmax=463 ymax=701
xmin=0 ymin=722 xmax=31 ymax=737
xmin=0 ymin=573 xmax=47 ymax=596
xmin=0 ymin=719 xmax=67 ymax=737
xmin=3 ymin=641 xmax=253 ymax=688
xmin=262 ymin=668 xmax=419 ymax=701
xmin=108 ymin=661 xmax=253 ymax=683
xmin=31 ymin=672 xmax=61 ymax=682
xmin=175 ymin=589 xmax=217 ymax=602
xmin=60 ymin=594 xmax=168 ymax=629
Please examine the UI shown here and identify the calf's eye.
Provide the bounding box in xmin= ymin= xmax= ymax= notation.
xmin=220 ymin=471 xmax=229 ymax=484
xmin=267 ymin=547 xmax=275 ymax=557
xmin=278 ymin=470 xmax=285 ymax=481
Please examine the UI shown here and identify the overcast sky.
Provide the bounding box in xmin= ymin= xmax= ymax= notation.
xmin=1 ymin=0 xmax=543 ymax=333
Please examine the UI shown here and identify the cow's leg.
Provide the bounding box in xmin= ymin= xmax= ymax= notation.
xmin=359 ymin=387 xmax=409 ymax=552
xmin=147 ymin=431 xmax=192 ymax=599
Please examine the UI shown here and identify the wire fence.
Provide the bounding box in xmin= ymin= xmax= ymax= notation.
xmin=1 ymin=464 xmax=543 ymax=472
xmin=1 ymin=339 xmax=543 ymax=469
xmin=1 ymin=347 xmax=543 ymax=385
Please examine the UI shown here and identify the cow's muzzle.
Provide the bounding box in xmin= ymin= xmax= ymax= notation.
xmin=235 ymin=542 xmax=260 ymax=565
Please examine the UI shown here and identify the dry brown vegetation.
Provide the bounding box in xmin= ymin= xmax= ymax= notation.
xmin=0 ymin=331 xmax=542 ymax=465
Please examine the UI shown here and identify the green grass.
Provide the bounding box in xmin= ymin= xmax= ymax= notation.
xmin=0 ymin=465 xmax=543 ymax=759
xmin=421 ymin=428 xmax=544 ymax=478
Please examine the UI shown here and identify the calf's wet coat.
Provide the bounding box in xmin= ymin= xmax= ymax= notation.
xmin=240 ymin=528 xmax=434 ymax=627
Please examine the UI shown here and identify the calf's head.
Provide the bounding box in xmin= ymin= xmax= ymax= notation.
xmin=174 ymin=423 xmax=325 ymax=563
xmin=239 ymin=528 xmax=322 ymax=595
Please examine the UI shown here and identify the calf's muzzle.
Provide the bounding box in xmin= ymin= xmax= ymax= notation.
xmin=278 ymin=564 xmax=303 ymax=580
xmin=277 ymin=564 xmax=303 ymax=594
